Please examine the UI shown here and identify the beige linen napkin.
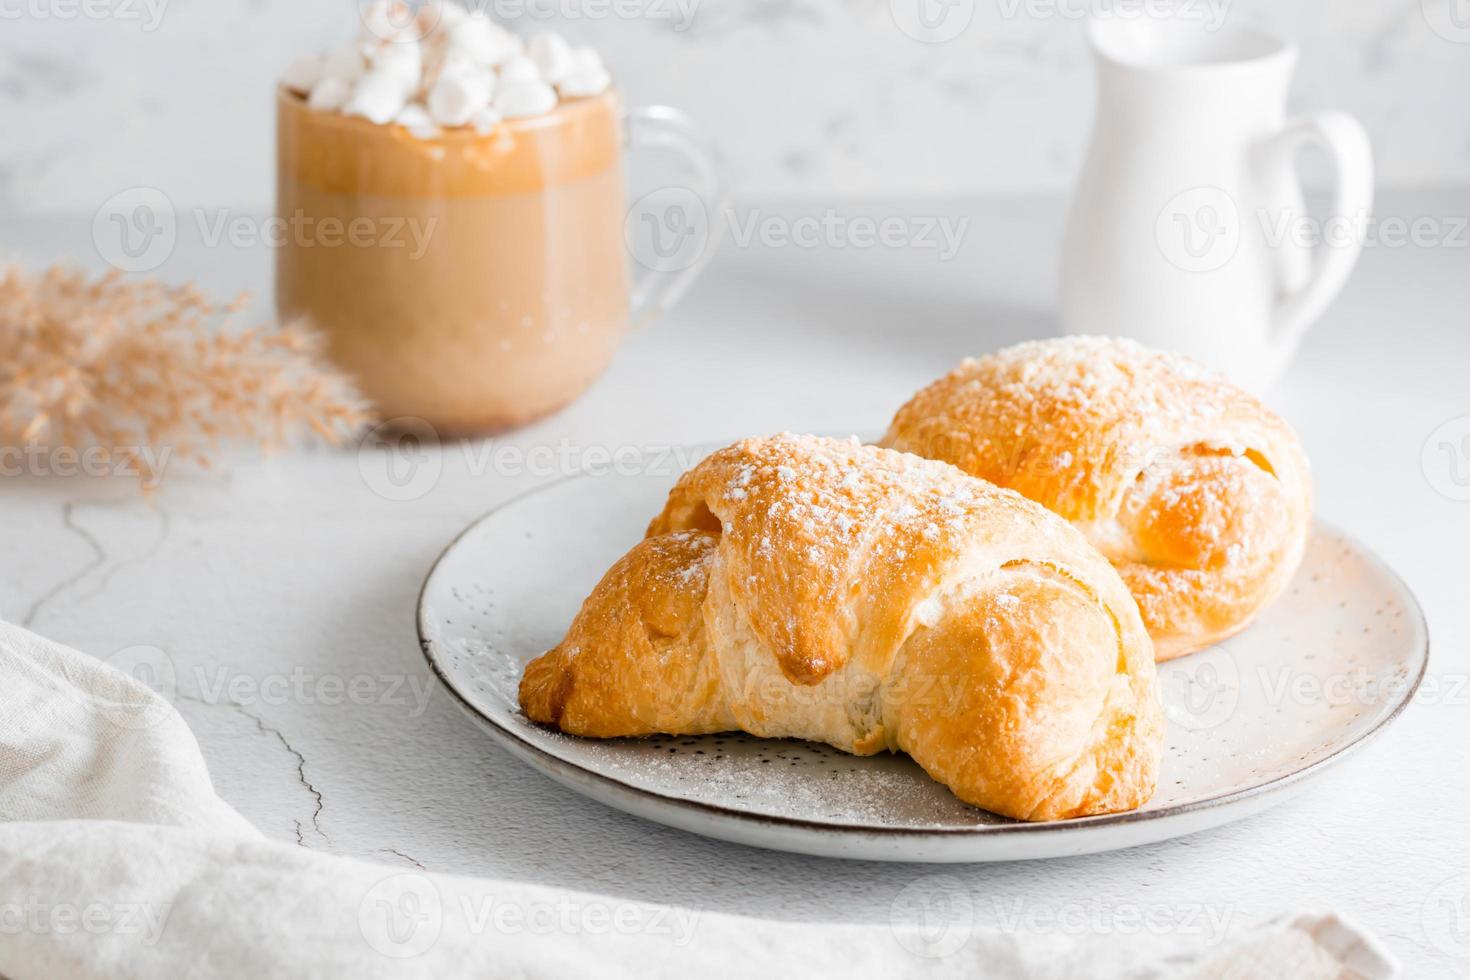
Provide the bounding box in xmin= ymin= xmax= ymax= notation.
xmin=0 ymin=619 xmax=1399 ymax=979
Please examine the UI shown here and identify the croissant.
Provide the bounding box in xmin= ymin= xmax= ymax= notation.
xmin=520 ymin=434 xmax=1163 ymax=821
xmin=882 ymin=337 xmax=1312 ymax=660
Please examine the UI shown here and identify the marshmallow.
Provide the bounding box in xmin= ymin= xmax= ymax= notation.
xmin=557 ymin=68 xmax=611 ymax=99
xmin=450 ymin=12 xmax=521 ymax=67
xmin=428 ymin=70 xmax=494 ymax=127
xmin=345 ymin=70 xmax=409 ymax=125
xmin=370 ymin=39 xmax=423 ymax=96
xmin=281 ymin=55 xmax=323 ymax=95
xmin=494 ymin=79 xmax=558 ymax=119
xmin=433 ymin=49 xmax=481 ymax=81
xmin=296 ymin=10 xmax=609 ymax=134
xmin=416 ymin=48 xmax=474 ymax=103
xmin=371 ymin=39 xmax=423 ymax=94
xmin=307 ymin=76 xmax=352 ymax=112
xmin=528 ymin=32 xmax=575 ymax=84
xmin=470 ymin=107 xmax=502 ymax=136
xmin=498 ymin=54 xmax=540 ymax=83
xmin=396 ymin=103 xmax=441 ymax=139
xmin=323 ymin=41 xmax=368 ymax=83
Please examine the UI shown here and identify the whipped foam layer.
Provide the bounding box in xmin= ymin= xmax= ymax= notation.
xmin=281 ymin=0 xmax=612 ymax=138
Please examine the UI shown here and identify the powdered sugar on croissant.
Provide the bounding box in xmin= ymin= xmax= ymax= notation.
xmin=881 ymin=337 xmax=1312 ymax=660
xmin=520 ymin=434 xmax=1163 ymax=821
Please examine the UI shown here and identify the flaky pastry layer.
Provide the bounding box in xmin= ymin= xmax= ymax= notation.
xmin=881 ymin=337 xmax=1312 ymax=659
xmin=520 ymin=434 xmax=1163 ymax=821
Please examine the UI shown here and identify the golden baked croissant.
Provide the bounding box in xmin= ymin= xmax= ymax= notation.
xmin=520 ymin=434 xmax=1163 ymax=821
xmin=882 ymin=337 xmax=1312 ymax=661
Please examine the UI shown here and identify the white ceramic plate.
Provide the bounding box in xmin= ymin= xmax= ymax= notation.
xmin=417 ymin=467 xmax=1427 ymax=862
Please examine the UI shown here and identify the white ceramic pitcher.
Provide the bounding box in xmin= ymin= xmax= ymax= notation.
xmin=1060 ymin=16 xmax=1373 ymax=392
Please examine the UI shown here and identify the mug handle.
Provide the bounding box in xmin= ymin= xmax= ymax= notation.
xmin=1257 ymin=112 xmax=1374 ymax=364
xmin=623 ymin=105 xmax=727 ymax=327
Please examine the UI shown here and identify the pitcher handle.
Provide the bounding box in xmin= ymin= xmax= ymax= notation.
xmin=1257 ymin=112 xmax=1374 ymax=363
xmin=623 ymin=105 xmax=727 ymax=328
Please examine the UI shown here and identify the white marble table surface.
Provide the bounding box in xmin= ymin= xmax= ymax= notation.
xmin=2 ymin=191 xmax=1467 ymax=976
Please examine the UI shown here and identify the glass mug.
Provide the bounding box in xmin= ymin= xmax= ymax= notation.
xmin=275 ymin=88 xmax=722 ymax=434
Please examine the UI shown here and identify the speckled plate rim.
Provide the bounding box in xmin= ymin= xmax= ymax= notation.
xmin=416 ymin=474 xmax=1430 ymax=861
